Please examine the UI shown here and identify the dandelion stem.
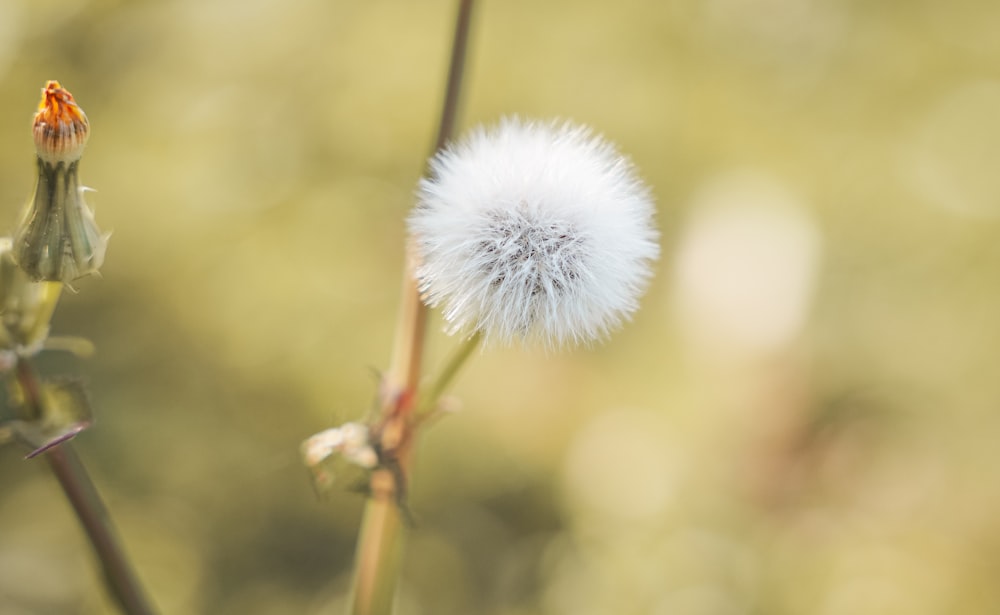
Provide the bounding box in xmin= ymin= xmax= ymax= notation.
xmin=349 ymin=1 xmax=476 ymax=613
xmin=350 ymin=470 xmax=407 ymax=615
xmin=419 ymin=330 xmax=482 ymax=416
xmin=15 ymin=359 xmax=155 ymax=615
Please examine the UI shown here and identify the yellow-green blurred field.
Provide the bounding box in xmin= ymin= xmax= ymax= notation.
xmin=2 ymin=0 xmax=999 ymax=613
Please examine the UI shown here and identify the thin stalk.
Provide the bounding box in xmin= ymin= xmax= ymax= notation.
xmin=16 ymin=360 xmax=155 ymax=615
xmin=349 ymin=1 xmax=476 ymax=613
xmin=431 ymin=0 xmax=475 ymax=154
xmin=418 ymin=330 xmax=482 ymax=416
xmin=350 ymin=468 xmax=407 ymax=615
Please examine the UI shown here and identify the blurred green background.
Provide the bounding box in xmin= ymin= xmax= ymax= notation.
xmin=2 ymin=0 xmax=1000 ymax=613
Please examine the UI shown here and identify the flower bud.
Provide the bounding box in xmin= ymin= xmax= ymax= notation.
xmin=12 ymin=81 xmax=108 ymax=283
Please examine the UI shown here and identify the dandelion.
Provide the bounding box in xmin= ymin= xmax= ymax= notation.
xmin=13 ymin=81 xmax=108 ymax=283
xmin=408 ymin=117 xmax=659 ymax=346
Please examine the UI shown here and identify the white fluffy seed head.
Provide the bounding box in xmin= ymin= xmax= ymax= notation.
xmin=408 ymin=117 xmax=660 ymax=347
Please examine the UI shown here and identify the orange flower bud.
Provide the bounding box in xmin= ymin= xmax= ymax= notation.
xmin=32 ymin=80 xmax=90 ymax=164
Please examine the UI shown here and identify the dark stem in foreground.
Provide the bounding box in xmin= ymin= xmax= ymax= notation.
xmin=16 ymin=360 xmax=155 ymax=615
xmin=432 ymin=0 xmax=475 ymax=153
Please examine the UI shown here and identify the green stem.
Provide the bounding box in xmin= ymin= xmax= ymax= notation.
xmin=16 ymin=360 xmax=156 ymax=615
xmin=419 ymin=331 xmax=482 ymax=416
xmin=348 ymin=1 xmax=476 ymax=614
xmin=350 ymin=468 xmax=407 ymax=615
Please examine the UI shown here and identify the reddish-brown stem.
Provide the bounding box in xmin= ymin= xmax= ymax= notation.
xmin=16 ymin=359 xmax=155 ymax=615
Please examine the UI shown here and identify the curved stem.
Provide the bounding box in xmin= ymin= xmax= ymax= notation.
xmin=45 ymin=446 xmax=156 ymax=615
xmin=349 ymin=2 xmax=476 ymax=614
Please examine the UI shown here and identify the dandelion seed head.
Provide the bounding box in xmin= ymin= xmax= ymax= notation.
xmin=409 ymin=117 xmax=659 ymax=346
